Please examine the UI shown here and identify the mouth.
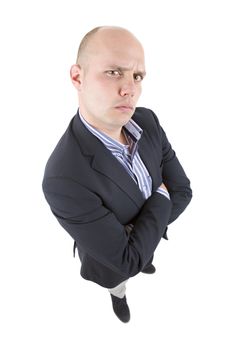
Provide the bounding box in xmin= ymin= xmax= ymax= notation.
xmin=114 ymin=105 xmax=134 ymax=112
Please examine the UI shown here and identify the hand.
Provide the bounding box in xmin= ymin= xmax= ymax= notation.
xmin=160 ymin=182 xmax=168 ymax=192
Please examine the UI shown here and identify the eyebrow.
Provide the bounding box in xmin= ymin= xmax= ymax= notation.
xmin=107 ymin=65 xmax=146 ymax=77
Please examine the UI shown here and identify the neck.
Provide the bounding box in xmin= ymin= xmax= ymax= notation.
xmin=96 ymin=126 xmax=127 ymax=145
xmin=78 ymin=107 xmax=128 ymax=144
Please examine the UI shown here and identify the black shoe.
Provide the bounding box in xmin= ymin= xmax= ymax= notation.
xmin=141 ymin=264 xmax=156 ymax=274
xmin=110 ymin=294 xmax=130 ymax=323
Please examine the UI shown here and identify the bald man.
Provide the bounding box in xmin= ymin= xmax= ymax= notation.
xmin=42 ymin=26 xmax=192 ymax=323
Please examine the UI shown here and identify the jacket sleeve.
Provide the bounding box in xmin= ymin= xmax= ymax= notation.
xmin=42 ymin=177 xmax=172 ymax=279
xmin=160 ymin=125 xmax=192 ymax=225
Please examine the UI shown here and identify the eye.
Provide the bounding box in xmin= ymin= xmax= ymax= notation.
xmin=134 ymin=74 xmax=144 ymax=82
xmin=106 ymin=70 xmax=121 ymax=77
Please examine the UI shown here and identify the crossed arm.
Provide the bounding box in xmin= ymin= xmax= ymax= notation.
xmin=43 ymin=176 xmax=172 ymax=279
xmin=43 ymin=117 xmax=192 ymax=279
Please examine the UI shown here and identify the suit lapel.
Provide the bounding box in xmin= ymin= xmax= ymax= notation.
xmin=72 ymin=114 xmax=145 ymax=208
xmin=138 ymin=130 xmax=162 ymax=191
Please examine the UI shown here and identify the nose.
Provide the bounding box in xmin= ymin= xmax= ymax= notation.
xmin=119 ymin=78 xmax=136 ymax=97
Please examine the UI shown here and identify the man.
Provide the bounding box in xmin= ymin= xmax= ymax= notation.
xmin=42 ymin=26 xmax=192 ymax=323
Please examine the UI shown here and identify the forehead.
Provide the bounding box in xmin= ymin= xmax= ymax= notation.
xmin=90 ymin=44 xmax=145 ymax=71
xmin=87 ymin=29 xmax=145 ymax=69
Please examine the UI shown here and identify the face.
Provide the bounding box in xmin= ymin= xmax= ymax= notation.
xmin=71 ymin=29 xmax=146 ymax=133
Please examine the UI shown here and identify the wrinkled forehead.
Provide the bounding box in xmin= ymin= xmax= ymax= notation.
xmin=88 ymin=33 xmax=145 ymax=70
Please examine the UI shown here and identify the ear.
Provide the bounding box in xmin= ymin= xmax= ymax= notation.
xmin=70 ymin=64 xmax=83 ymax=91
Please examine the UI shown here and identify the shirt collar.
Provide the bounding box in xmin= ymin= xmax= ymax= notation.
xmin=78 ymin=109 xmax=143 ymax=156
xmin=124 ymin=118 xmax=142 ymax=142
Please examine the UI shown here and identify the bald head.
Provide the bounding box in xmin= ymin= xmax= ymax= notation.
xmin=76 ymin=26 xmax=144 ymax=67
xmin=70 ymin=25 xmax=146 ymax=138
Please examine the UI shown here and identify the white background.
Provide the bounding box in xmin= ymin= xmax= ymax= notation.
xmin=1 ymin=0 xmax=232 ymax=349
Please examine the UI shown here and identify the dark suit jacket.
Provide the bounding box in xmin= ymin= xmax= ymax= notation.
xmin=42 ymin=107 xmax=192 ymax=288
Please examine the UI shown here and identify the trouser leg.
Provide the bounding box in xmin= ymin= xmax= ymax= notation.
xmin=108 ymin=279 xmax=129 ymax=299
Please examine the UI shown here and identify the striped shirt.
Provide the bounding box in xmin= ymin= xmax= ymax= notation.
xmin=79 ymin=111 xmax=170 ymax=201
